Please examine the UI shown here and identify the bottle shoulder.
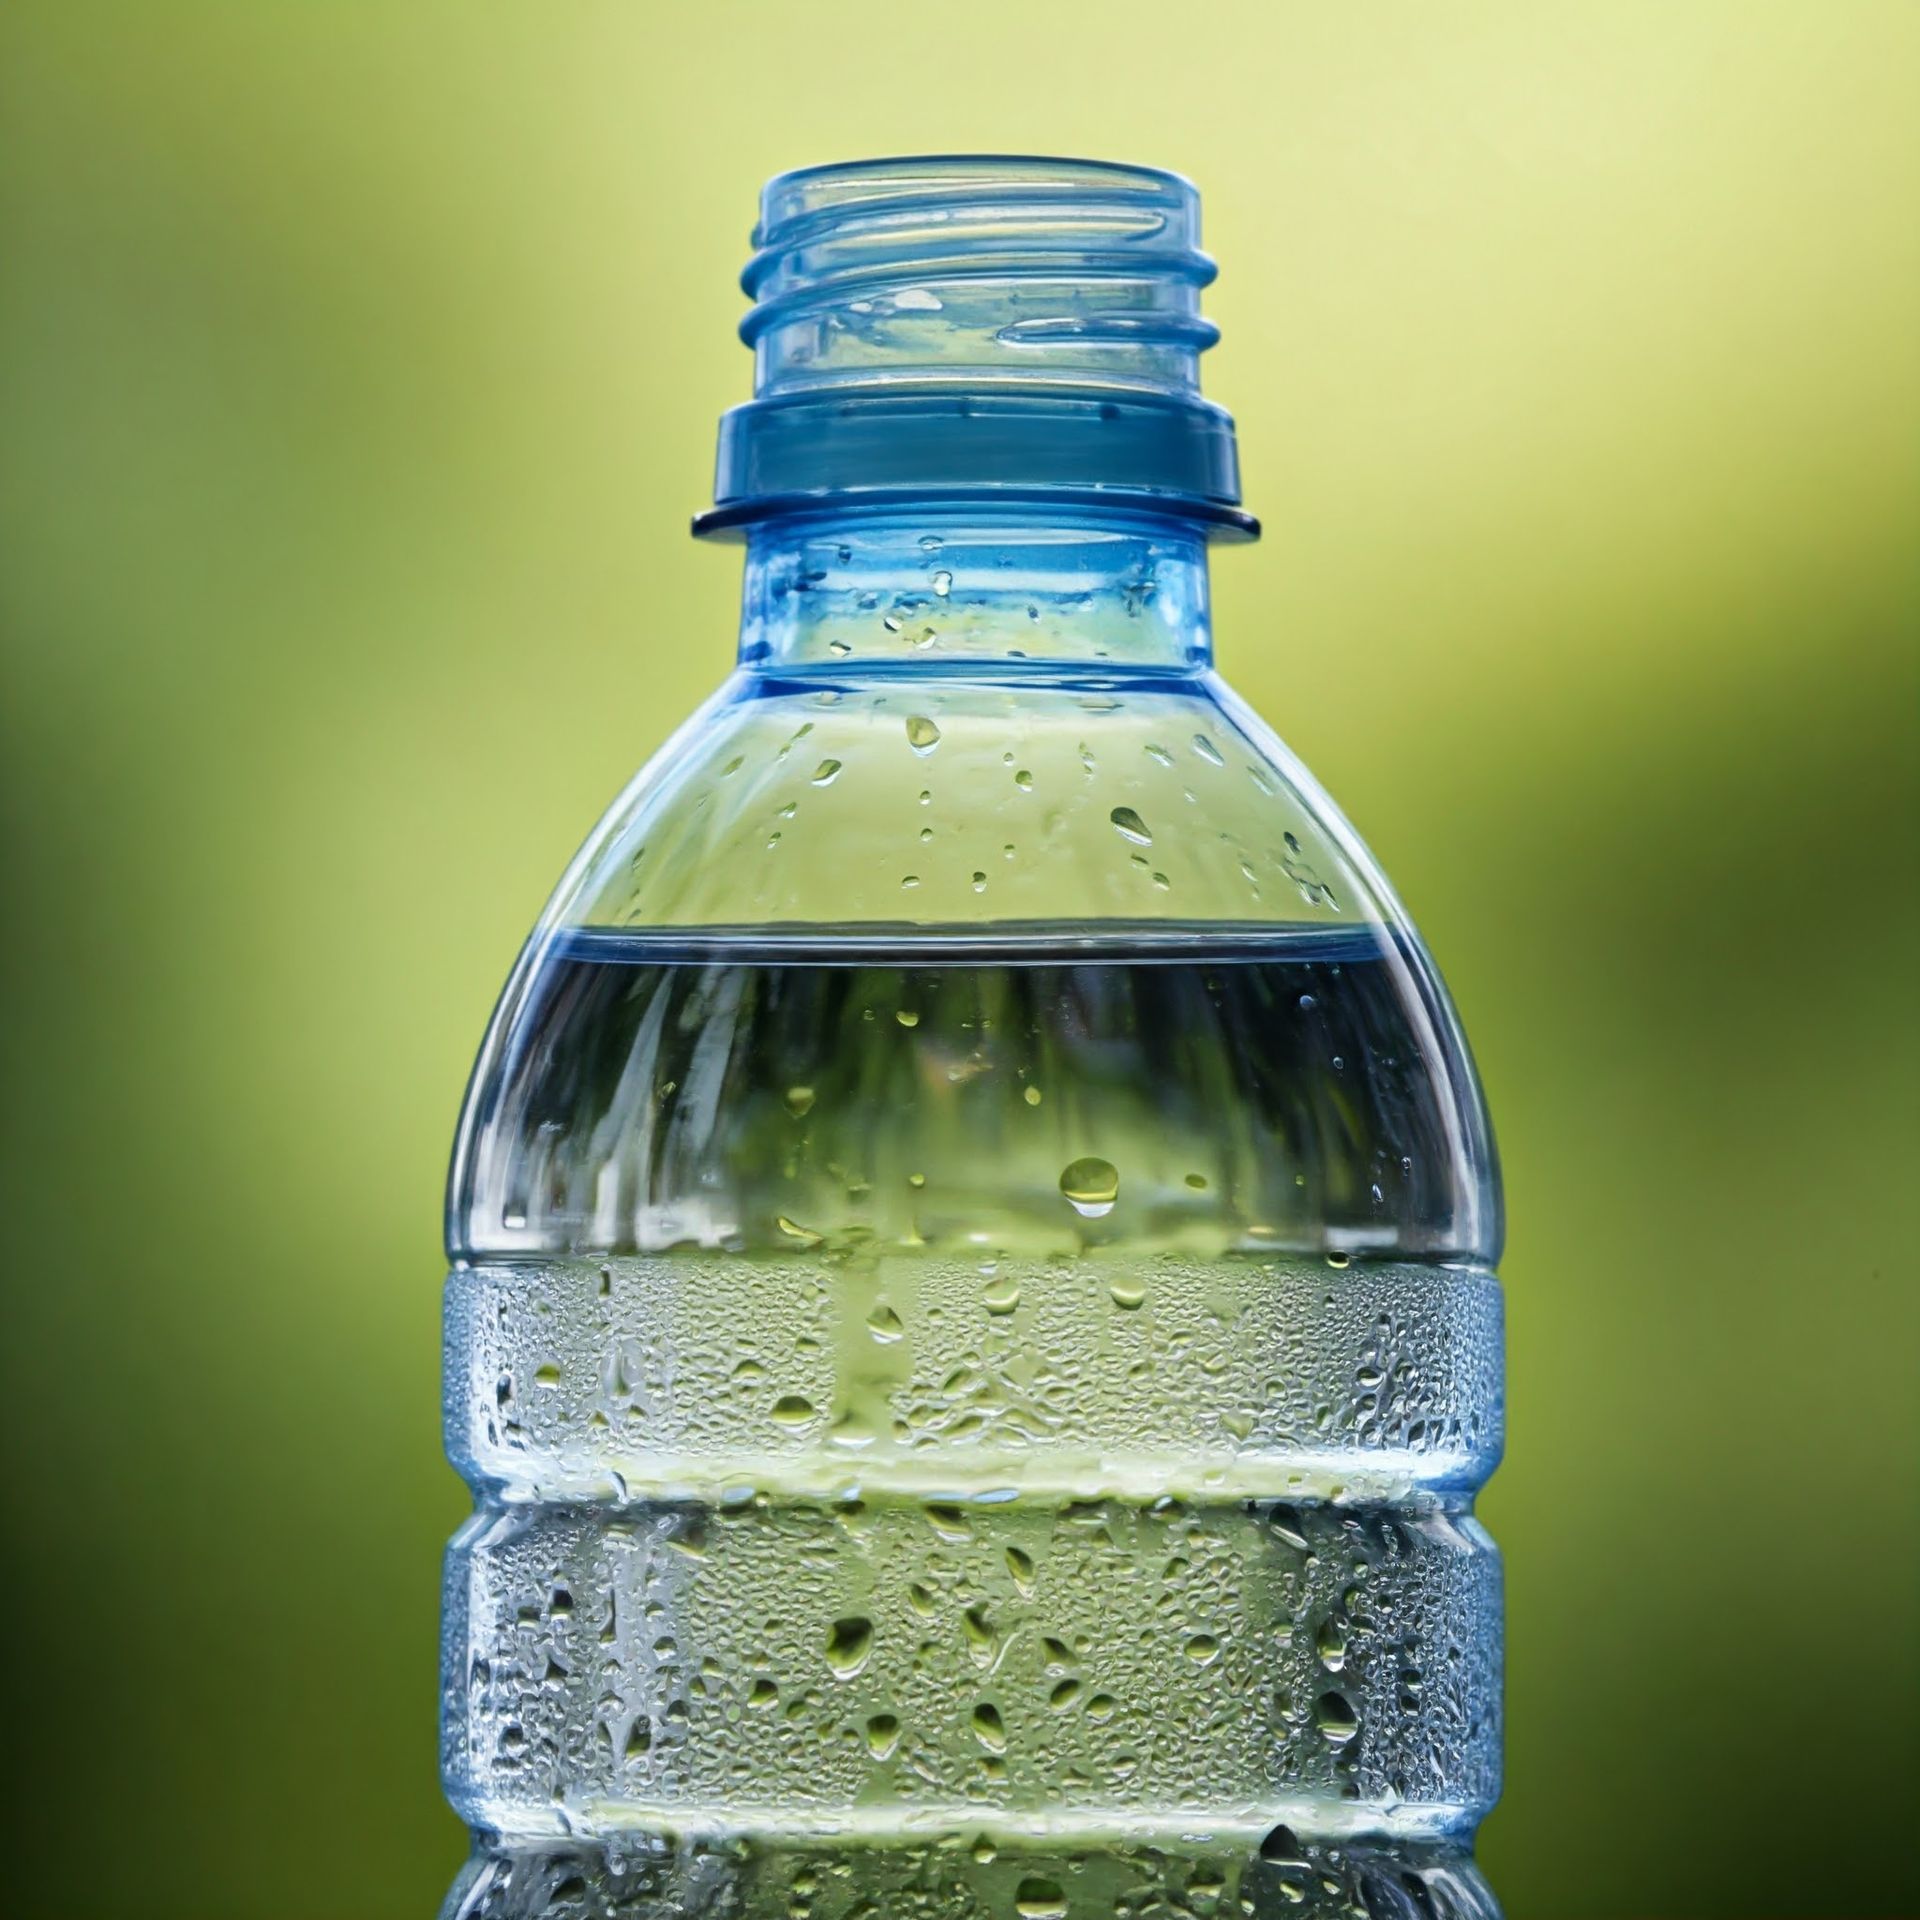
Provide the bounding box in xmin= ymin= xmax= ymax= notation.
xmin=529 ymin=668 xmax=1426 ymax=934
xmin=448 ymin=667 xmax=1501 ymax=1266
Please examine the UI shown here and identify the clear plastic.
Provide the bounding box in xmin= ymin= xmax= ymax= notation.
xmin=440 ymin=162 xmax=1503 ymax=1920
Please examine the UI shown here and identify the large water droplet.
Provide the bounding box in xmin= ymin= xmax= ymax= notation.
xmin=1109 ymin=806 xmax=1152 ymax=845
xmin=1315 ymin=1616 xmax=1349 ymax=1673
xmin=970 ymin=1701 xmax=1007 ymax=1752
xmin=1191 ymin=734 xmax=1225 ymax=766
xmin=825 ymin=1617 xmax=874 ymax=1678
xmin=865 ymin=1303 xmax=904 ymax=1343
xmin=1059 ymin=1156 xmax=1120 ymax=1217
xmin=905 ymin=715 xmax=941 ymax=753
xmin=962 ymin=1603 xmax=999 ymax=1667
xmin=1259 ymin=1823 xmax=1305 ymax=1866
xmin=1014 ymin=1878 xmax=1067 ymax=1918
xmin=770 ymin=1393 xmax=815 ymax=1426
xmin=1314 ymin=1689 xmax=1359 ymax=1746
xmin=864 ymin=1712 xmax=900 ymax=1758
xmin=810 ymin=758 xmax=842 ymax=785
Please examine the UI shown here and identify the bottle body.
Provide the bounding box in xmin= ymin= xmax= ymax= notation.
xmin=440 ymin=512 xmax=1502 ymax=1918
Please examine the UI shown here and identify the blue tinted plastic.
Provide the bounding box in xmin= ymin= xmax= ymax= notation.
xmin=442 ymin=158 xmax=1503 ymax=1920
xmin=696 ymin=155 xmax=1255 ymax=536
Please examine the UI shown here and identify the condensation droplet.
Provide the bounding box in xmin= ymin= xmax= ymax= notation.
xmin=825 ymin=1616 xmax=874 ymax=1678
xmin=1314 ymin=1690 xmax=1359 ymax=1746
xmin=1014 ymin=1879 xmax=1067 ymax=1919
xmin=982 ymin=1273 xmax=1021 ymax=1315
xmin=961 ymin=1603 xmax=999 ymax=1667
xmin=1059 ymin=1156 xmax=1120 ymax=1217
xmin=785 ymin=1086 xmax=816 ymax=1117
xmin=1185 ymin=1632 xmax=1221 ymax=1665
xmin=1108 ymin=1277 xmax=1146 ymax=1310
xmin=1259 ymin=1823 xmax=1306 ymax=1866
xmin=1316 ymin=1616 xmax=1349 ymax=1673
xmin=1192 ymin=734 xmax=1225 ymax=766
xmin=970 ymin=1701 xmax=1007 ymax=1753
xmin=1109 ymin=806 xmax=1152 ymax=845
xmin=810 ymin=759 xmax=843 ymax=784
xmin=1023 ymin=1084 xmax=1043 ymax=1106
xmin=770 ymin=1393 xmax=815 ymax=1426
xmin=931 ymin=569 xmax=952 ymax=597
xmin=864 ymin=1713 xmax=901 ymax=1758
xmin=865 ymin=1303 xmax=904 ymax=1343
xmin=905 ymin=715 xmax=941 ymax=753
xmin=896 ymin=1008 xmax=920 ymax=1028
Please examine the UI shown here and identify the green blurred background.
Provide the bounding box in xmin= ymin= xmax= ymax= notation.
xmin=2 ymin=4 xmax=1916 ymax=1916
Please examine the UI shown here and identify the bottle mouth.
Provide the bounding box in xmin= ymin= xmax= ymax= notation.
xmin=695 ymin=156 xmax=1255 ymax=540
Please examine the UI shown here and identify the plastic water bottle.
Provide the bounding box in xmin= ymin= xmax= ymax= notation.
xmin=440 ymin=156 xmax=1504 ymax=1920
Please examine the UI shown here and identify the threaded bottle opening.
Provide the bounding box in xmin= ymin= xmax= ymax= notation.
xmin=696 ymin=156 xmax=1253 ymax=539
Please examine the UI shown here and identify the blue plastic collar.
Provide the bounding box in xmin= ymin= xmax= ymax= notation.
xmin=694 ymin=156 xmax=1256 ymax=540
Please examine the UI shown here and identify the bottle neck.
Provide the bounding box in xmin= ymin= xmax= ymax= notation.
xmin=736 ymin=509 xmax=1213 ymax=674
